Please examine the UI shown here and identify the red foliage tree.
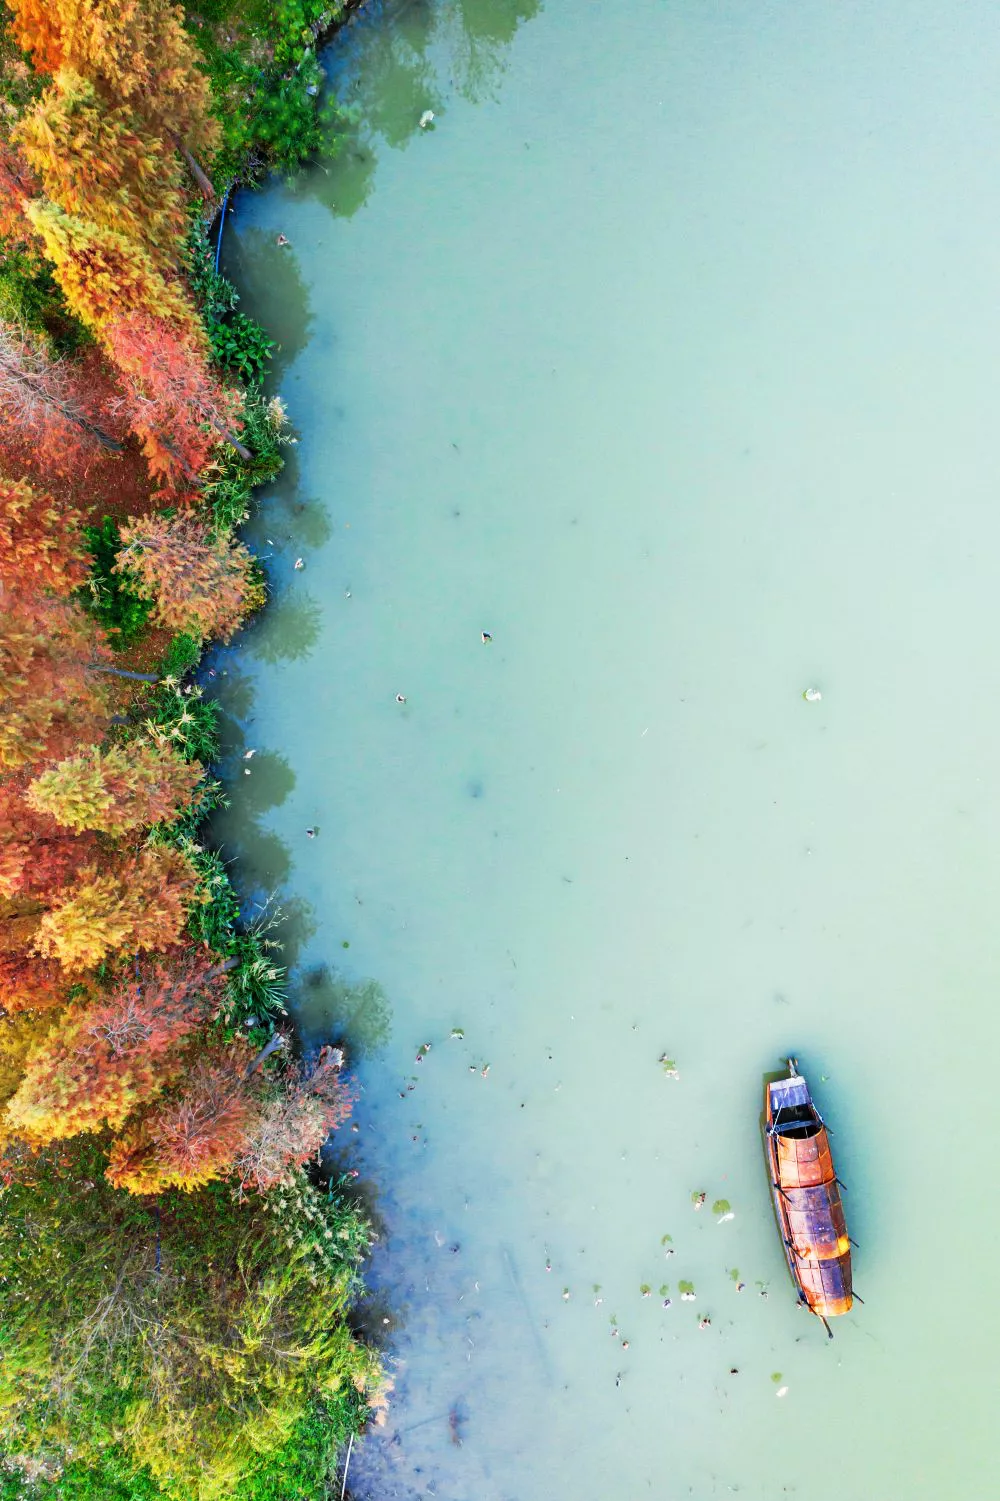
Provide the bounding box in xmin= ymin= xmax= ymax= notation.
xmin=235 ymin=1047 xmax=356 ymax=1193
xmin=0 ymin=951 xmax=67 ymax=1014
xmin=0 ymin=592 xmax=111 ymax=770
xmin=107 ymin=1040 xmax=259 ymax=1193
xmin=115 ymin=511 xmax=261 ymax=640
xmin=2 ymin=954 xmax=226 ymax=1142
xmin=0 ymin=322 xmax=123 ymax=468
xmin=106 ymin=312 xmax=248 ymax=489
xmin=0 ymin=137 xmax=40 ymax=248
xmin=0 ymin=780 xmax=100 ymax=900
xmin=0 ymin=472 xmax=90 ymax=596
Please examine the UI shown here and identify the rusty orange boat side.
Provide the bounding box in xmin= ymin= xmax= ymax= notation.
xmin=763 ymin=1058 xmax=853 ymax=1330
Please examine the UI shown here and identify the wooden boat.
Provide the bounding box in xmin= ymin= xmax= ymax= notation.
xmin=763 ymin=1058 xmax=853 ymax=1334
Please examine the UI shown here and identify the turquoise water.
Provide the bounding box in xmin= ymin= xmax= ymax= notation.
xmin=215 ymin=2 xmax=1000 ymax=1494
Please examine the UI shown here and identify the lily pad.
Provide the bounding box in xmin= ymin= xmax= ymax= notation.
xmin=712 ymin=1198 xmax=731 ymax=1215
xmin=678 ymin=1279 xmax=695 ymax=1296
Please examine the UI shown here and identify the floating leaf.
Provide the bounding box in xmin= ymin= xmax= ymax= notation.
xmin=712 ymin=1199 xmax=731 ymax=1216
xmin=660 ymin=1233 xmax=673 ymax=1246
xmin=728 ymin=1267 xmax=740 ymax=1283
xmin=771 ymin=1371 xmax=783 ymax=1383
xmin=679 ymin=1279 xmax=695 ymax=1296
xmin=658 ymin=1284 xmax=670 ymax=1297
xmin=450 ymin=1027 xmax=465 ymax=1040
xmin=639 ymin=1284 xmax=651 ymax=1297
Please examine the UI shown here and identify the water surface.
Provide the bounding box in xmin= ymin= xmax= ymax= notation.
xmin=215 ymin=2 xmax=1000 ymax=1495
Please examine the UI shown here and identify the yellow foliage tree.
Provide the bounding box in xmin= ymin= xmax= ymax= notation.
xmin=27 ymin=741 xmax=203 ymax=834
xmin=7 ymin=0 xmax=219 ymax=159
xmin=32 ymin=845 xmax=200 ymax=969
xmin=15 ymin=70 xmax=187 ymax=263
xmin=24 ymin=199 xmax=202 ymax=342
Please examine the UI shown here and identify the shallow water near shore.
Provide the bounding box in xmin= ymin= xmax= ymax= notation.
xmin=214 ymin=1 xmax=1000 ymax=1495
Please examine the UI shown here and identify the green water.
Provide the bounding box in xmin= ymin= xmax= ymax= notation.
xmin=214 ymin=1 xmax=1000 ymax=1494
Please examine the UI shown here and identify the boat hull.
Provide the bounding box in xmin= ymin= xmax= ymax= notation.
xmin=763 ymin=1065 xmax=852 ymax=1320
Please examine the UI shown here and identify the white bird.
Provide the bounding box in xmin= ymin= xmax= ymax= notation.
xmin=419 ymin=110 xmax=435 ymax=128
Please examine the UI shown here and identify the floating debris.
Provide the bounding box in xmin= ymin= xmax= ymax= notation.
xmin=679 ymin=1280 xmax=696 ymax=1301
xmin=450 ymin=1027 xmax=465 ymax=1040
xmin=639 ymin=1284 xmax=651 ymax=1298
xmin=395 ymin=693 xmax=407 ymax=704
xmin=691 ymin=1191 xmax=706 ymax=1210
xmin=419 ymin=109 xmax=435 ymax=128
xmin=293 ymin=556 xmax=304 ymax=570
xmin=698 ymin=1316 xmax=711 ymax=1330
xmin=659 ymin=1053 xmax=680 ymax=1078
xmin=776 ymin=1386 xmax=789 ymax=1398
xmin=562 ymin=1287 xmax=570 ymax=1301
xmin=243 ymin=748 xmax=256 ymax=760
xmin=803 ymin=687 xmax=822 ymax=702
xmin=481 ymin=631 xmax=493 ymax=643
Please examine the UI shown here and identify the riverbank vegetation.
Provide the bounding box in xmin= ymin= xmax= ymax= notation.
xmin=0 ymin=1 xmax=383 ymax=1496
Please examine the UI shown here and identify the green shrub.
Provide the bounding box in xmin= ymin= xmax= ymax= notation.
xmin=0 ymin=1145 xmax=378 ymax=1501
xmin=79 ymin=518 xmax=154 ymax=651
xmin=185 ymin=220 xmax=274 ymax=383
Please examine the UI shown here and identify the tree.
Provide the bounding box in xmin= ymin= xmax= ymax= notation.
xmin=0 ymin=951 xmax=67 ymax=1013
xmin=107 ymin=1041 xmax=259 ymax=1193
xmin=6 ymin=0 xmax=220 ymax=160
xmin=15 ymin=71 xmax=187 ymax=265
xmin=24 ymin=200 xmax=202 ymax=344
xmin=115 ymin=511 xmax=261 ymax=641
xmin=0 ymin=781 xmax=100 ymax=899
xmin=0 ymin=138 xmax=41 ymax=248
xmin=27 ymin=741 xmax=203 ymax=834
xmin=3 ymin=955 xmax=226 ymax=1143
xmin=0 ymin=591 xmax=110 ymax=769
xmin=0 ymin=471 xmax=90 ymax=596
xmin=235 ymin=1047 xmax=356 ymax=1193
xmin=106 ymin=312 xmax=249 ymax=489
xmin=31 ymin=845 xmax=200 ymax=970
xmin=0 ymin=322 xmax=124 ymax=465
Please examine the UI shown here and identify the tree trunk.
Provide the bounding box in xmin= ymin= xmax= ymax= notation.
xmin=245 ymin=1032 xmax=288 ymax=1077
xmin=176 ymin=140 xmax=216 ymax=200
xmin=86 ymin=663 xmax=160 ymax=682
xmin=208 ymin=414 xmax=253 ymax=462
